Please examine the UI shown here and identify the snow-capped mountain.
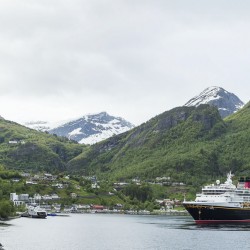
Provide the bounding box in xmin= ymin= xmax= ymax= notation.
xmin=185 ymin=86 xmax=245 ymax=118
xmin=24 ymin=121 xmax=52 ymax=131
xmin=48 ymin=112 xmax=134 ymax=145
xmin=24 ymin=119 xmax=73 ymax=132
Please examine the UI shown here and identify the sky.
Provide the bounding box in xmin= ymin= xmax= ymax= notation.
xmin=0 ymin=0 xmax=250 ymax=126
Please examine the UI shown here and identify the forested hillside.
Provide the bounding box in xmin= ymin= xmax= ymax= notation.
xmin=0 ymin=119 xmax=84 ymax=172
xmin=67 ymin=103 xmax=250 ymax=184
xmin=1 ymin=103 xmax=250 ymax=186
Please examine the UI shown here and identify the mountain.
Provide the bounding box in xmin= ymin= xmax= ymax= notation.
xmin=184 ymin=86 xmax=244 ymax=118
xmin=48 ymin=112 xmax=134 ymax=145
xmin=67 ymin=105 xmax=227 ymax=180
xmin=2 ymin=100 xmax=250 ymax=184
xmin=67 ymin=102 xmax=250 ymax=183
xmin=2 ymin=88 xmax=250 ymax=184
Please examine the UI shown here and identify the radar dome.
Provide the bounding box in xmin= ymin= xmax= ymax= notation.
xmin=216 ymin=180 xmax=220 ymax=185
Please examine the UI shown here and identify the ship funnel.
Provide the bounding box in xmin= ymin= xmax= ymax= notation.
xmin=245 ymin=177 xmax=250 ymax=188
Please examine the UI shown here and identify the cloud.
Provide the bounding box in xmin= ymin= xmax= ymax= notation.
xmin=0 ymin=1 xmax=249 ymax=124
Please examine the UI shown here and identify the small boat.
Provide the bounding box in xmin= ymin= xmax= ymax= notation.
xmin=27 ymin=205 xmax=47 ymax=218
xmin=47 ymin=212 xmax=57 ymax=216
xmin=183 ymin=172 xmax=250 ymax=224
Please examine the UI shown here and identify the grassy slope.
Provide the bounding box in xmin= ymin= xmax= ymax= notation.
xmin=0 ymin=119 xmax=84 ymax=172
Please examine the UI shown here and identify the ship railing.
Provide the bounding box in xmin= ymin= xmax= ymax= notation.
xmin=203 ymin=185 xmax=235 ymax=189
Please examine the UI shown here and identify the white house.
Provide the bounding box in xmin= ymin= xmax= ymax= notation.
xmin=51 ymin=194 xmax=60 ymax=199
xmin=10 ymin=193 xmax=25 ymax=206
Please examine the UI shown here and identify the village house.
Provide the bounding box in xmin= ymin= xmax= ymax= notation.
xmin=92 ymin=205 xmax=104 ymax=211
xmin=51 ymin=193 xmax=60 ymax=199
xmin=26 ymin=180 xmax=38 ymax=185
xmin=8 ymin=140 xmax=25 ymax=145
xmin=52 ymin=183 xmax=64 ymax=189
xmin=91 ymin=183 xmax=100 ymax=189
xmin=70 ymin=193 xmax=77 ymax=198
xmin=43 ymin=173 xmax=57 ymax=181
xmin=21 ymin=173 xmax=30 ymax=178
xmin=42 ymin=195 xmax=52 ymax=200
xmin=8 ymin=140 xmax=18 ymax=144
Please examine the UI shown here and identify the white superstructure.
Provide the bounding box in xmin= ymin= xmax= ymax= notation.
xmin=184 ymin=172 xmax=250 ymax=208
xmin=28 ymin=205 xmax=47 ymax=218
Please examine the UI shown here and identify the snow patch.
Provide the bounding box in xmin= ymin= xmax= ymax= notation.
xmin=69 ymin=128 xmax=83 ymax=136
xmin=185 ymin=86 xmax=222 ymax=107
xmin=184 ymin=86 xmax=245 ymax=118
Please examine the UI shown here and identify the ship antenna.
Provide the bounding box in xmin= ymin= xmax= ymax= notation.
xmin=226 ymin=171 xmax=234 ymax=184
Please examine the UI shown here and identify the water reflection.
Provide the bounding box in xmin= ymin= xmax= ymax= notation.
xmin=140 ymin=215 xmax=250 ymax=231
xmin=0 ymin=222 xmax=10 ymax=228
xmin=2 ymin=215 xmax=250 ymax=250
xmin=194 ymin=223 xmax=250 ymax=231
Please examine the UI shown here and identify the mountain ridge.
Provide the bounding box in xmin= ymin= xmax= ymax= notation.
xmin=1 ymin=86 xmax=250 ymax=183
xmin=185 ymin=86 xmax=244 ymax=118
xmin=49 ymin=112 xmax=134 ymax=145
xmin=67 ymin=104 xmax=227 ymax=180
xmin=24 ymin=112 xmax=134 ymax=145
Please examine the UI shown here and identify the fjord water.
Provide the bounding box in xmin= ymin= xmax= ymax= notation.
xmin=1 ymin=214 xmax=250 ymax=250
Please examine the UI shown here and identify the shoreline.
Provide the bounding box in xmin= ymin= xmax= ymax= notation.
xmin=1 ymin=209 xmax=189 ymax=222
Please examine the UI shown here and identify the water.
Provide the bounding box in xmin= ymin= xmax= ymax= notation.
xmin=1 ymin=214 xmax=250 ymax=250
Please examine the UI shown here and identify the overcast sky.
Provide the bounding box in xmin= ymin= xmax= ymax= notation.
xmin=0 ymin=0 xmax=250 ymax=125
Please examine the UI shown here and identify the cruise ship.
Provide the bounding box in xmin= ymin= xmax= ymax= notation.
xmin=183 ymin=172 xmax=250 ymax=224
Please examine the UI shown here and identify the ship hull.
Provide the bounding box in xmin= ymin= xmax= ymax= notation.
xmin=27 ymin=207 xmax=47 ymax=218
xmin=183 ymin=203 xmax=250 ymax=224
xmin=31 ymin=212 xmax=47 ymax=219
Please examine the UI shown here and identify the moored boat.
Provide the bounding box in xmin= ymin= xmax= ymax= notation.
xmin=183 ymin=172 xmax=250 ymax=224
xmin=27 ymin=205 xmax=47 ymax=218
xmin=47 ymin=212 xmax=57 ymax=216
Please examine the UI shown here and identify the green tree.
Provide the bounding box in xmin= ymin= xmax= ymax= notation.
xmin=0 ymin=200 xmax=15 ymax=219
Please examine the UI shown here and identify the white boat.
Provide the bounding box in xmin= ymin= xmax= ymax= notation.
xmin=27 ymin=205 xmax=47 ymax=218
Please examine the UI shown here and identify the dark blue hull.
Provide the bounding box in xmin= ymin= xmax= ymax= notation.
xmin=183 ymin=203 xmax=250 ymax=224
